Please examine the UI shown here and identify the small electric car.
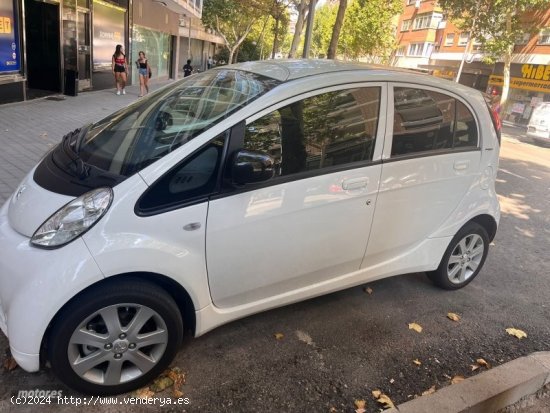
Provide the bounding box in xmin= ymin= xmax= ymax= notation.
xmin=0 ymin=60 xmax=501 ymax=394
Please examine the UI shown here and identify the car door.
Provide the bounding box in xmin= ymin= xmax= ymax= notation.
xmin=362 ymin=84 xmax=482 ymax=269
xmin=206 ymin=85 xmax=386 ymax=309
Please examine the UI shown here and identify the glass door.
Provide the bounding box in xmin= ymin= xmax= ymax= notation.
xmin=77 ymin=9 xmax=91 ymax=90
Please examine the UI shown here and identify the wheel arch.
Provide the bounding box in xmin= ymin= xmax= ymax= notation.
xmin=469 ymin=214 xmax=498 ymax=242
xmin=40 ymin=272 xmax=196 ymax=364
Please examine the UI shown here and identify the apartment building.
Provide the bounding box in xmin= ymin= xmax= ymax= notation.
xmin=394 ymin=0 xmax=550 ymax=125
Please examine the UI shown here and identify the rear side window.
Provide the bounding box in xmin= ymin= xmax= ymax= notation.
xmin=244 ymin=87 xmax=381 ymax=178
xmin=391 ymin=87 xmax=478 ymax=157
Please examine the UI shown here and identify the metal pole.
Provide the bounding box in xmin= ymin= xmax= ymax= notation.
xmin=302 ymin=0 xmax=316 ymax=58
xmin=188 ymin=16 xmax=192 ymax=61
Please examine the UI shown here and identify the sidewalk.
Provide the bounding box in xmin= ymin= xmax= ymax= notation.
xmin=0 ymin=78 xmax=175 ymax=203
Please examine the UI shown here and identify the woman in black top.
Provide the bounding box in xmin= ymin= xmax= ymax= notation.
xmin=135 ymin=51 xmax=151 ymax=97
xmin=111 ymin=44 xmax=128 ymax=95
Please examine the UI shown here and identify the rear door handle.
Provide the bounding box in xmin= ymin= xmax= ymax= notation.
xmin=342 ymin=177 xmax=369 ymax=190
xmin=454 ymin=160 xmax=470 ymax=171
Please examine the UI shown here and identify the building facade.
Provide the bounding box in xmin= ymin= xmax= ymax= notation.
xmin=0 ymin=0 xmax=223 ymax=104
xmin=393 ymin=1 xmax=550 ymax=125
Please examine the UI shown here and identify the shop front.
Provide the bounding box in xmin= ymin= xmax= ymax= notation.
xmin=488 ymin=63 xmax=550 ymax=126
xmin=0 ymin=0 xmax=24 ymax=103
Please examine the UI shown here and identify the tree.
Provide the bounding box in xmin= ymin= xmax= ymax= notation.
xmin=327 ymin=0 xmax=348 ymax=59
xmin=288 ymin=0 xmax=309 ymax=57
xmin=312 ymin=2 xmax=337 ymax=57
xmin=438 ymin=0 xmax=549 ymax=106
xmin=202 ymin=0 xmax=270 ymax=63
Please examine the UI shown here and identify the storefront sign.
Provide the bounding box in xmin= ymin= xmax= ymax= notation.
xmin=92 ymin=0 xmax=126 ymax=70
xmin=488 ymin=75 xmax=550 ymax=94
xmin=432 ymin=69 xmax=455 ymax=79
xmin=0 ymin=0 xmax=20 ymax=72
xmin=521 ymin=64 xmax=550 ymax=81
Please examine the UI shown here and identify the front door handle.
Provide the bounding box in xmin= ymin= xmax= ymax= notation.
xmin=454 ymin=160 xmax=470 ymax=171
xmin=342 ymin=177 xmax=369 ymax=190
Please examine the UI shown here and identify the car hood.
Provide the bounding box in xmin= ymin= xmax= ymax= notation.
xmin=7 ymin=168 xmax=74 ymax=238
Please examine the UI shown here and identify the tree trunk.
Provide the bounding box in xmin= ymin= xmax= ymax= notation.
xmin=501 ymin=46 xmax=512 ymax=107
xmin=326 ymin=0 xmax=348 ymax=59
xmin=500 ymin=11 xmax=513 ymax=107
xmin=228 ymin=49 xmax=235 ymax=65
xmin=272 ymin=16 xmax=280 ymax=59
xmin=289 ymin=0 xmax=308 ymax=58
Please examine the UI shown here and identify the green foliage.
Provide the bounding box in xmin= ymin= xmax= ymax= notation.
xmin=438 ymin=0 xmax=550 ymax=63
xmin=312 ymin=0 xmax=402 ymax=60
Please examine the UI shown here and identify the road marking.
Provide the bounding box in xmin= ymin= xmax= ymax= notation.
xmin=499 ymin=168 xmax=527 ymax=180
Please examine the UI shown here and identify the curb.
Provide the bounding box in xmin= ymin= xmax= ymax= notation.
xmin=385 ymin=352 xmax=550 ymax=413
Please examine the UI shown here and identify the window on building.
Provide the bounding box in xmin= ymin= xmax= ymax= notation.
xmin=444 ymin=33 xmax=455 ymax=46
xmin=401 ymin=20 xmax=411 ymax=31
xmin=412 ymin=12 xmax=442 ymax=30
xmin=396 ymin=46 xmax=406 ymax=56
xmin=391 ymin=87 xmax=478 ymax=157
xmin=407 ymin=42 xmax=433 ymax=57
xmin=243 ymin=87 xmax=382 ymax=177
xmin=538 ymin=28 xmax=550 ymax=45
xmin=515 ymin=33 xmax=531 ymax=45
xmin=458 ymin=32 xmax=470 ymax=46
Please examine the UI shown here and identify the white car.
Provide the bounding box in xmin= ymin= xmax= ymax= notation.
xmin=526 ymin=102 xmax=550 ymax=144
xmin=0 ymin=60 xmax=501 ymax=395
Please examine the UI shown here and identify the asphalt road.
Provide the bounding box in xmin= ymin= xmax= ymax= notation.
xmin=1 ymin=126 xmax=549 ymax=413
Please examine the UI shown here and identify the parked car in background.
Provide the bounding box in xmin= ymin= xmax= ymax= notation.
xmin=0 ymin=60 xmax=501 ymax=395
xmin=527 ymin=102 xmax=550 ymax=145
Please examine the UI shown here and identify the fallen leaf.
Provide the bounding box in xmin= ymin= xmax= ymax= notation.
xmin=354 ymin=399 xmax=366 ymax=413
xmin=376 ymin=394 xmax=395 ymax=409
xmin=274 ymin=333 xmax=284 ymax=340
xmin=422 ymin=385 xmax=436 ymax=396
xmin=363 ymin=287 xmax=373 ymax=295
xmin=408 ymin=322 xmax=423 ymax=333
xmin=506 ymin=328 xmax=527 ymax=339
xmin=372 ymin=390 xmax=382 ymax=399
xmin=173 ymin=389 xmax=184 ymax=398
xmin=167 ymin=367 xmax=186 ymax=397
xmin=471 ymin=365 xmax=480 ymax=371
xmin=135 ymin=387 xmax=155 ymax=399
xmin=413 ymin=359 xmax=422 ymax=366
xmin=329 ymin=407 xmax=338 ymax=413
xmin=476 ymin=358 xmax=491 ymax=369
xmin=451 ymin=375 xmax=465 ymax=384
xmin=150 ymin=375 xmax=174 ymax=392
xmin=3 ymin=356 xmax=17 ymax=371
xmin=389 ymin=378 xmax=395 ymax=384
xmin=447 ymin=312 xmax=461 ymax=322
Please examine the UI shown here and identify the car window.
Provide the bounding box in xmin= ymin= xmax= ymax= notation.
xmin=78 ymin=70 xmax=279 ymax=177
xmin=244 ymin=87 xmax=381 ymax=178
xmin=391 ymin=87 xmax=478 ymax=157
xmin=138 ymin=133 xmax=227 ymax=213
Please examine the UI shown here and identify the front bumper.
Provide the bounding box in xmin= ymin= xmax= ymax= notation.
xmin=0 ymin=199 xmax=104 ymax=372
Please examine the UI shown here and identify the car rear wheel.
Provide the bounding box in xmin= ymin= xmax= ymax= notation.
xmin=48 ymin=279 xmax=183 ymax=395
xmin=427 ymin=222 xmax=489 ymax=290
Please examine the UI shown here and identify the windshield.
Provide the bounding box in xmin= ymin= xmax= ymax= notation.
xmin=77 ymin=69 xmax=279 ymax=177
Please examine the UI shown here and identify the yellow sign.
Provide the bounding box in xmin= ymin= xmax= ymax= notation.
xmin=521 ymin=64 xmax=550 ymax=81
xmin=433 ymin=69 xmax=455 ymax=79
xmin=489 ymin=75 xmax=550 ymax=94
xmin=0 ymin=17 xmax=12 ymax=34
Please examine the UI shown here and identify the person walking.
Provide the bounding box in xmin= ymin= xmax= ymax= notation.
xmin=112 ymin=44 xmax=128 ymax=95
xmin=135 ymin=51 xmax=151 ymax=97
xmin=207 ymin=56 xmax=214 ymax=69
xmin=183 ymin=59 xmax=193 ymax=77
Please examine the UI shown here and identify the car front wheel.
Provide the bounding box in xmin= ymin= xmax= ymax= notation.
xmin=48 ymin=279 xmax=183 ymax=395
xmin=427 ymin=222 xmax=489 ymax=290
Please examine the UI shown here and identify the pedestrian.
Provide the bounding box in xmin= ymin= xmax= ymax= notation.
xmin=207 ymin=56 xmax=214 ymax=69
xmin=183 ymin=59 xmax=193 ymax=77
xmin=135 ymin=51 xmax=151 ymax=97
xmin=111 ymin=44 xmax=128 ymax=95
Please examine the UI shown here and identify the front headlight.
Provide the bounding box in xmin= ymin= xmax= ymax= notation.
xmin=31 ymin=187 xmax=113 ymax=248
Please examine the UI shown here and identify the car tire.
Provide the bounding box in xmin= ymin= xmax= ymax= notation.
xmin=427 ymin=222 xmax=489 ymax=290
xmin=47 ymin=278 xmax=184 ymax=395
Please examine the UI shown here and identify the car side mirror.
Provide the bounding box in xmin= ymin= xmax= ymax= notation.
xmin=231 ymin=149 xmax=275 ymax=186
